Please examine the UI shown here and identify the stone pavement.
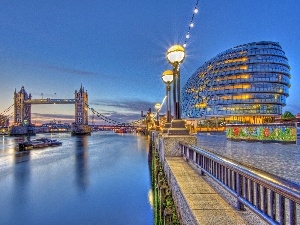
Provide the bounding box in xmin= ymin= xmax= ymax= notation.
xmin=166 ymin=157 xmax=251 ymax=225
xmin=197 ymin=133 xmax=300 ymax=185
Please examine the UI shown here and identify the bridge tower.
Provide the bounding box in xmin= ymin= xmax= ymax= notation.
xmin=14 ymin=86 xmax=32 ymax=125
xmin=75 ymin=84 xmax=88 ymax=125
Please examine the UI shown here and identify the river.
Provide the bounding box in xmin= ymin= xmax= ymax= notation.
xmin=0 ymin=132 xmax=154 ymax=225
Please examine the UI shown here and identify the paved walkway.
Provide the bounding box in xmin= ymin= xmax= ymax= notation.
xmin=197 ymin=133 xmax=300 ymax=185
xmin=166 ymin=157 xmax=249 ymax=225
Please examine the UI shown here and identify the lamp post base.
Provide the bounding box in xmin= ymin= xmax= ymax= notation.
xmin=167 ymin=119 xmax=190 ymax=135
xmin=162 ymin=122 xmax=171 ymax=133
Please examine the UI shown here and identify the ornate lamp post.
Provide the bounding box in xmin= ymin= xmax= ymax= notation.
xmin=166 ymin=45 xmax=185 ymax=119
xmin=166 ymin=44 xmax=189 ymax=135
xmin=154 ymin=103 xmax=161 ymax=131
xmin=162 ymin=70 xmax=173 ymax=133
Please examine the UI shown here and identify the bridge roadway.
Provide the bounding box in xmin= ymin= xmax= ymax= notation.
xmin=196 ymin=133 xmax=300 ymax=185
xmin=24 ymin=98 xmax=75 ymax=104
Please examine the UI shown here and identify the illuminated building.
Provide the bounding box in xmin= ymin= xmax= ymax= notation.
xmin=182 ymin=41 xmax=291 ymax=124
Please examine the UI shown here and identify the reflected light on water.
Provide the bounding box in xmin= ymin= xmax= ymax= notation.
xmin=0 ymin=132 xmax=154 ymax=225
xmin=148 ymin=188 xmax=154 ymax=209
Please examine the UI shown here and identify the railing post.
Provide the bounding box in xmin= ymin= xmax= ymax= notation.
xmin=262 ymin=186 xmax=268 ymax=214
xmin=279 ymin=195 xmax=285 ymax=225
xmin=186 ymin=146 xmax=189 ymax=159
xmin=249 ymin=179 xmax=254 ymax=204
xmin=289 ymin=200 xmax=296 ymax=225
xmin=256 ymin=183 xmax=261 ymax=211
xmin=236 ymin=173 xmax=245 ymax=210
xmin=242 ymin=177 xmax=247 ymax=200
xmin=269 ymin=190 xmax=276 ymax=221
xmin=200 ymin=155 xmax=205 ymax=176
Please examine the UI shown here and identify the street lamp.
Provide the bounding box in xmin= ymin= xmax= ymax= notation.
xmin=162 ymin=70 xmax=173 ymax=132
xmin=166 ymin=44 xmax=189 ymax=135
xmin=166 ymin=45 xmax=185 ymax=119
xmin=154 ymin=103 xmax=161 ymax=131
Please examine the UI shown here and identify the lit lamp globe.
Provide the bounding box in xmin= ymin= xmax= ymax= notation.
xmin=154 ymin=103 xmax=161 ymax=111
xmin=166 ymin=44 xmax=185 ymax=65
xmin=162 ymin=70 xmax=173 ymax=84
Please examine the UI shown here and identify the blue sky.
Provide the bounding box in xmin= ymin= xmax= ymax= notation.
xmin=1 ymin=1 xmax=300 ymax=124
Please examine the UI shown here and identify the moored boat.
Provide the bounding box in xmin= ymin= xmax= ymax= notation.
xmin=30 ymin=140 xmax=48 ymax=148
xmin=37 ymin=138 xmax=62 ymax=146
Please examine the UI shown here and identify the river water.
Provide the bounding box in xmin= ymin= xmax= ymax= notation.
xmin=0 ymin=132 xmax=154 ymax=225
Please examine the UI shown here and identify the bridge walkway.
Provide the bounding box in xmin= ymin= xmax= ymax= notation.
xmin=166 ymin=157 xmax=265 ymax=225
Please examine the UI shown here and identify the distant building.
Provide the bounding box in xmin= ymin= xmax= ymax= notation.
xmin=182 ymin=41 xmax=291 ymax=125
xmin=36 ymin=122 xmax=71 ymax=133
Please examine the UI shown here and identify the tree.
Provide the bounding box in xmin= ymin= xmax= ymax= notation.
xmin=282 ymin=111 xmax=296 ymax=120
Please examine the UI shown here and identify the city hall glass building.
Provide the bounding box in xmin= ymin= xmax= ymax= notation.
xmin=182 ymin=41 xmax=291 ymax=124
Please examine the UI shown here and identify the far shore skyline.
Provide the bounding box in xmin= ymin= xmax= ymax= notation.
xmin=1 ymin=1 xmax=299 ymax=124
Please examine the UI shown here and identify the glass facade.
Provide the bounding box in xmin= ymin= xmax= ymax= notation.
xmin=182 ymin=41 xmax=291 ymax=122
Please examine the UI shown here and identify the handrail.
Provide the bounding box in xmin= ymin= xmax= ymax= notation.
xmin=179 ymin=142 xmax=300 ymax=225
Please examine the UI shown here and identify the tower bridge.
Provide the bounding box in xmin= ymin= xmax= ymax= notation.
xmin=2 ymin=85 xmax=150 ymax=135
xmin=11 ymin=85 xmax=90 ymax=135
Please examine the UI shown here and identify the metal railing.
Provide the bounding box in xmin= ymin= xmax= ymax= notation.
xmin=179 ymin=142 xmax=300 ymax=225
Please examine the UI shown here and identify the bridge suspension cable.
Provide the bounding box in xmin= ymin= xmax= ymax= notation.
xmin=85 ymin=95 xmax=167 ymax=126
xmin=0 ymin=111 xmax=14 ymax=123
xmin=86 ymin=103 xmax=146 ymax=127
xmin=0 ymin=104 xmax=14 ymax=116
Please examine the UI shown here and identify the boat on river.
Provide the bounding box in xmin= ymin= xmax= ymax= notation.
xmin=30 ymin=140 xmax=48 ymax=148
xmin=19 ymin=138 xmax=62 ymax=151
xmin=115 ymin=128 xmax=127 ymax=133
xmin=36 ymin=138 xmax=62 ymax=146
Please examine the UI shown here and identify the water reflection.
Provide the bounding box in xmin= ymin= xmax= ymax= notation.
xmin=0 ymin=133 xmax=154 ymax=225
xmin=75 ymin=136 xmax=89 ymax=191
xmin=13 ymin=151 xmax=31 ymax=206
xmin=14 ymin=151 xmax=31 ymax=164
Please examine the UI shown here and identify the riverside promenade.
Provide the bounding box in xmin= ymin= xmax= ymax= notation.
xmin=152 ymin=133 xmax=263 ymax=224
xmin=164 ymin=157 xmax=264 ymax=224
xmin=153 ymin=131 xmax=300 ymax=225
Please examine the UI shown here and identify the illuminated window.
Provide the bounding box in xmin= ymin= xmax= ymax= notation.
xmin=224 ymin=57 xmax=248 ymax=64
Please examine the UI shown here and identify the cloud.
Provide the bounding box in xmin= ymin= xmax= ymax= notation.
xmin=88 ymin=99 xmax=152 ymax=123
xmin=90 ymin=98 xmax=155 ymax=113
xmin=91 ymin=111 xmax=142 ymax=123
xmin=31 ymin=109 xmax=144 ymax=124
xmin=30 ymin=98 xmax=158 ymax=124
xmin=37 ymin=63 xmax=98 ymax=76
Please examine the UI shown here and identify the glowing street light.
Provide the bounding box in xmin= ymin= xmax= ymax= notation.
xmin=162 ymin=70 xmax=173 ymax=124
xmin=166 ymin=44 xmax=185 ymax=120
xmin=166 ymin=44 xmax=189 ymax=135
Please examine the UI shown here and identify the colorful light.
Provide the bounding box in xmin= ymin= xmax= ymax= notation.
xmin=183 ymin=0 xmax=199 ymax=47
